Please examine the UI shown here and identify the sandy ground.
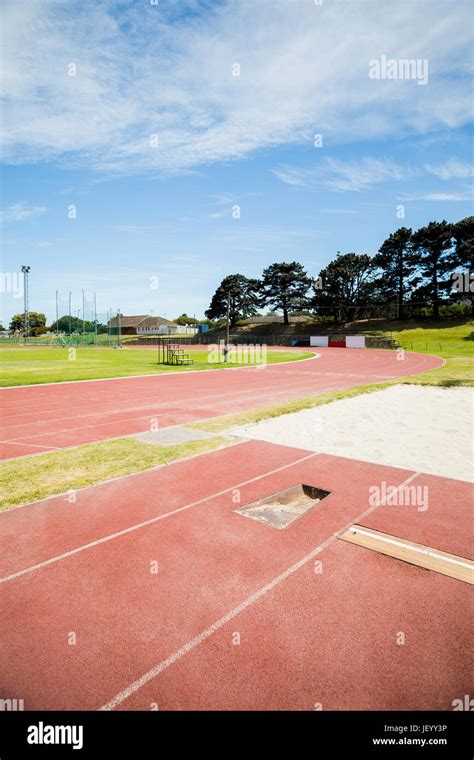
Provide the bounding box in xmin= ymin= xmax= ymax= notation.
xmin=233 ymin=385 xmax=474 ymax=482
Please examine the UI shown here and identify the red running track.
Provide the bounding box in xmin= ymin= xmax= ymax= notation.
xmin=0 ymin=440 xmax=471 ymax=710
xmin=0 ymin=348 xmax=443 ymax=461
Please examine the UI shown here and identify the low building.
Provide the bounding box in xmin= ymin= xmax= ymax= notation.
xmin=107 ymin=315 xmax=149 ymax=335
xmin=136 ymin=316 xmax=180 ymax=335
xmin=107 ymin=314 xmax=198 ymax=336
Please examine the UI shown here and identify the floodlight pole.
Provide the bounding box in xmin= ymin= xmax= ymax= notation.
xmin=68 ymin=292 xmax=72 ymax=336
xmin=55 ymin=290 xmax=59 ymax=334
xmin=82 ymin=290 xmax=85 ymax=335
xmin=21 ymin=265 xmax=30 ymax=343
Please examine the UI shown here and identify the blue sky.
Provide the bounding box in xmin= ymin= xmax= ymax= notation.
xmin=1 ymin=0 xmax=473 ymax=325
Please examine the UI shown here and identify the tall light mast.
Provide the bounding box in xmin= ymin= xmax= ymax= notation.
xmin=21 ymin=265 xmax=30 ymax=343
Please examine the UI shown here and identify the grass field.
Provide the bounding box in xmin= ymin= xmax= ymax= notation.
xmin=391 ymin=321 xmax=473 ymax=386
xmin=0 ymin=346 xmax=313 ymax=387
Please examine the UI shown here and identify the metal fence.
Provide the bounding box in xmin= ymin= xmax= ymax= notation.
xmin=0 ymin=332 xmax=120 ymax=347
xmin=127 ymin=332 xmax=399 ymax=349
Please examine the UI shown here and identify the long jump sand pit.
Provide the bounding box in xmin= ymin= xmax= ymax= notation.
xmin=233 ymin=385 xmax=474 ymax=482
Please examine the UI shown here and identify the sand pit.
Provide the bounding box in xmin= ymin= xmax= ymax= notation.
xmin=233 ymin=385 xmax=474 ymax=482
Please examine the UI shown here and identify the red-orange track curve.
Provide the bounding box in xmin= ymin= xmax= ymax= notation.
xmin=0 ymin=348 xmax=443 ymax=460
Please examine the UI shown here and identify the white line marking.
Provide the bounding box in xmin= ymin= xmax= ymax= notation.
xmin=0 ymin=352 xmax=320 ymax=389
xmin=0 ymin=440 xmax=60 ymax=450
xmin=0 ymin=367 xmax=323 ymax=429
xmin=349 ymin=526 xmax=473 ymax=570
xmin=0 ymin=451 xmax=318 ymax=584
xmin=99 ymin=472 xmax=420 ymax=710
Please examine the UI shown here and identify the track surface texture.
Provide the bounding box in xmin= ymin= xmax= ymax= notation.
xmin=0 ymin=348 xmax=442 ymax=460
xmin=1 ymin=440 xmax=471 ymax=711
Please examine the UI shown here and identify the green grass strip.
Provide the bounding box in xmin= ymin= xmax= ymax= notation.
xmin=0 ymin=435 xmax=229 ymax=512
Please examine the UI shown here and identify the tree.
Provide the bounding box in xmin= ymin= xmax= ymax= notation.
xmin=374 ymin=227 xmax=416 ymax=319
xmin=449 ymin=216 xmax=474 ymax=303
xmin=452 ymin=216 xmax=474 ymax=269
xmin=313 ymin=253 xmax=377 ymax=322
xmin=50 ymin=315 xmax=96 ymax=333
xmin=259 ymin=262 xmax=311 ymax=325
xmin=174 ymin=314 xmax=199 ymax=326
xmin=205 ymin=274 xmax=260 ymax=327
xmin=9 ymin=312 xmax=47 ymax=336
xmin=411 ymin=221 xmax=453 ymax=318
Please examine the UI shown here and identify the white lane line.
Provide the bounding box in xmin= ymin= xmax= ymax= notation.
xmin=0 ymin=351 xmax=441 ymax=429
xmin=0 ymin=371 xmax=324 ymax=433
xmin=99 ymin=471 xmax=420 ymax=710
xmin=0 ymin=451 xmax=318 ymax=585
xmin=349 ymin=526 xmax=473 ymax=570
xmin=0 ymin=440 xmax=60 ymax=450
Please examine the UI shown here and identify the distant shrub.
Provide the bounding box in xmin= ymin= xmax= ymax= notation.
xmin=439 ymin=303 xmax=472 ymax=318
xmin=417 ymin=303 xmax=471 ymax=318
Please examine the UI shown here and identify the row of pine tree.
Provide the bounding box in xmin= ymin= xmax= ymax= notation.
xmin=206 ymin=217 xmax=473 ymax=325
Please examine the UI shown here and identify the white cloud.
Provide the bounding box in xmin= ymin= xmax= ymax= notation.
xmin=208 ymin=209 xmax=231 ymax=220
xmin=0 ymin=0 xmax=472 ymax=174
xmin=425 ymin=159 xmax=474 ymax=180
xmin=273 ymin=157 xmax=409 ymax=191
xmin=404 ymin=191 xmax=473 ymax=201
xmin=0 ymin=202 xmax=47 ymax=223
xmin=272 ymin=168 xmax=310 ymax=188
xmin=208 ymin=194 xmax=236 ymax=219
xmin=211 ymin=194 xmax=235 ymax=206
xmin=275 ymin=156 xmax=474 ymax=194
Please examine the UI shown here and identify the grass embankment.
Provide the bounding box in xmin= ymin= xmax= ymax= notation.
xmin=0 ymin=347 xmax=312 ymax=387
xmin=190 ymin=320 xmax=473 ymax=433
xmin=389 ymin=322 xmax=473 ymax=386
xmin=0 ymin=435 xmax=229 ymax=512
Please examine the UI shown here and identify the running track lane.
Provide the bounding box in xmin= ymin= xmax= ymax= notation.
xmin=0 ymin=441 xmax=471 ymax=710
xmin=0 ymin=348 xmax=443 ymax=460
